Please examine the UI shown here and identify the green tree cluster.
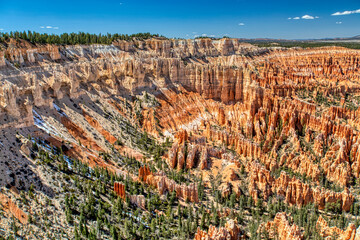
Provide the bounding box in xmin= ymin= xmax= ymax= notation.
xmin=0 ymin=31 xmax=165 ymax=45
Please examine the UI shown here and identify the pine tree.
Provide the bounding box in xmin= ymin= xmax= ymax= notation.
xmin=110 ymin=225 xmax=117 ymax=240
xmin=230 ymin=192 xmax=236 ymax=208
xmin=177 ymin=203 xmax=181 ymax=217
xmin=74 ymin=225 xmax=80 ymax=240
xmin=150 ymin=218 xmax=156 ymax=232
xmin=200 ymin=212 xmax=205 ymax=229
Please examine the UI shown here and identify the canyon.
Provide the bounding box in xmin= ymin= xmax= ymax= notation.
xmin=1 ymin=37 xmax=360 ymax=239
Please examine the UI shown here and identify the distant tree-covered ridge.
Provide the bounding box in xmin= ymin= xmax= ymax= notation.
xmin=2 ymin=31 xmax=360 ymax=50
xmin=247 ymin=40 xmax=360 ymax=49
xmin=0 ymin=31 xmax=165 ymax=45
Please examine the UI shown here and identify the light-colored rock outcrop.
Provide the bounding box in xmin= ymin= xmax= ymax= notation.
xmin=194 ymin=219 xmax=243 ymax=240
xmin=261 ymin=212 xmax=303 ymax=240
xmin=316 ymin=215 xmax=360 ymax=240
xmin=138 ymin=166 xmax=198 ymax=202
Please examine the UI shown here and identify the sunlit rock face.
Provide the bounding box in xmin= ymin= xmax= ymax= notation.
xmin=1 ymin=37 xmax=360 ymax=239
xmin=260 ymin=212 xmax=303 ymax=240
xmin=316 ymin=215 xmax=360 ymax=240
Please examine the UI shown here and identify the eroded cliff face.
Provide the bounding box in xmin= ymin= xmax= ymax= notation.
xmin=1 ymin=38 xmax=360 ymax=239
xmin=316 ymin=215 xmax=360 ymax=240
xmin=139 ymin=165 xmax=199 ymax=203
xmin=247 ymin=161 xmax=354 ymax=211
xmin=260 ymin=212 xmax=303 ymax=240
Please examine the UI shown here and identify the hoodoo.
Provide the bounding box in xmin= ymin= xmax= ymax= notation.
xmin=1 ymin=33 xmax=360 ymax=239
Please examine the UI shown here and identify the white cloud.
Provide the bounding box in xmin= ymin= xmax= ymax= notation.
xmin=289 ymin=15 xmax=318 ymax=20
xmin=336 ymin=21 xmax=342 ymax=24
xmin=192 ymin=32 xmax=197 ymax=34
xmin=332 ymin=9 xmax=360 ymax=16
xmin=0 ymin=28 xmax=3 ymax=31
xmin=41 ymin=26 xmax=59 ymax=29
xmin=302 ymin=15 xmax=315 ymax=19
xmin=202 ymin=33 xmax=207 ymax=36
xmin=209 ymin=35 xmax=215 ymax=37
xmin=238 ymin=22 xmax=245 ymax=26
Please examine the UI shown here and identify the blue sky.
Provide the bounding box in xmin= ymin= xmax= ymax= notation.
xmin=0 ymin=0 xmax=359 ymax=39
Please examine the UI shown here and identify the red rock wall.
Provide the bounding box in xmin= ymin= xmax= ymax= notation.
xmin=60 ymin=116 xmax=103 ymax=152
xmin=82 ymin=109 xmax=117 ymax=145
xmin=114 ymin=182 xmax=126 ymax=199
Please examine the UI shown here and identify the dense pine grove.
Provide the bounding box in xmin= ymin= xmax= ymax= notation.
xmin=0 ymin=31 xmax=164 ymax=45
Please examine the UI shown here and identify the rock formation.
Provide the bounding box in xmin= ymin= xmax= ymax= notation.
xmin=138 ymin=166 xmax=152 ymax=182
xmin=261 ymin=212 xmax=303 ymax=240
xmin=248 ymin=162 xmax=354 ymax=211
xmin=0 ymin=193 xmax=28 ymax=224
xmin=114 ymin=182 xmax=147 ymax=209
xmin=138 ymin=167 xmax=199 ymax=202
xmin=114 ymin=182 xmax=126 ymax=200
xmin=2 ymin=37 xmax=360 ymax=238
xmin=316 ymin=215 xmax=360 ymax=240
xmin=82 ymin=109 xmax=118 ymax=145
xmin=166 ymin=140 xmax=210 ymax=171
xmin=194 ymin=219 xmax=243 ymax=240
xmin=129 ymin=195 xmax=147 ymax=209
xmin=148 ymin=173 xmax=199 ymax=202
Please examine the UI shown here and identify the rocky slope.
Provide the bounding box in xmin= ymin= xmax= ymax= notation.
xmin=1 ymin=37 xmax=360 ymax=239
